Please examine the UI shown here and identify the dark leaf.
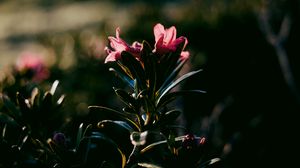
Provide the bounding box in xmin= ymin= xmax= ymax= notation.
xmin=157 ymin=41 xmax=185 ymax=87
xmin=121 ymin=51 xmax=147 ymax=90
xmin=77 ymin=133 xmax=126 ymax=168
xmin=16 ymin=92 xmax=30 ymax=118
xmin=0 ymin=113 xmax=18 ymax=126
xmin=109 ymin=68 xmax=135 ymax=89
xmin=47 ymin=139 xmax=68 ymax=160
xmin=1 ymin=94 xmax=21 ymax=119
xmin=157 ymin=59 xmax=186 ymax=95
xmin=97 ymin=120 xmax=134 ymax=157
xmin=156 ymin=90 xmax=206 ymax=109
xmin=76 ymin=123 xmax=84 ymax=148
xmin=42 ymin=92 xmax=53 ymax=110
xmin=198 ymin=158 xmax=221 ymax=168
xmin=141 ymin=41 xmax=157 ymax=97
xmin=156 ymin=110 xmax=181 ymax=127
xmin=88 ymin=106 xmax=140 ymax=131
xmin=113 ymin=88 xmax=137 ymax=109
xmin=157 ymin=69 xmax=203 ymax=103
xmin=107 ymin=61 xmax=135 ymax=88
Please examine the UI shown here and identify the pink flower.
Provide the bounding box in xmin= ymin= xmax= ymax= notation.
xmin=104 ymin=27 xmax=142 ymax=63
xmin=153 ymin=23 xmax=190 ymax=60
xmin=16 ymin=52 xmax=49 ymax=82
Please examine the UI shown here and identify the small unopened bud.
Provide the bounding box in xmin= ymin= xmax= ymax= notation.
xmin=199 ymin=137 xmax=206 ymax=145
xmin=53 ymin=132 xmax=66 ymax=147
xmin=182 ymin=133 xmax=197 ymax=149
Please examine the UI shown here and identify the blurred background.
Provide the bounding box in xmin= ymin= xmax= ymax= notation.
xmin=0 ymin=0 xmax=299 ymax=167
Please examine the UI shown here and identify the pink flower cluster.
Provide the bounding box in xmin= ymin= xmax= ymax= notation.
xmin=104 ymin=23 xmax=189 ymax=63
xmin=15 ymin=52 xmax=50 ymax=82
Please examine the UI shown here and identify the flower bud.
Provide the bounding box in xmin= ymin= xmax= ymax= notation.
xmin=182 ymin=133 xmax=197 ymax=149
xmin=53 ymin=132 xmax=66 ymax=147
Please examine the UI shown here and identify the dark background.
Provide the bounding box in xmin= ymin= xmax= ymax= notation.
xmin=1 ymin=0 xmax=299 ymax=167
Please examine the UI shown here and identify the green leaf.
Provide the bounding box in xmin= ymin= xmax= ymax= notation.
xmin=1 ymin=94 xmax=21 ymax=119
xmin=140 ymin=139 xmax=167 ymax=154
xmin=30 ymin=87 xmax=40 ymax=108
xmin=140 ymin=41 xmax=153 ymax=61
xmin=83 ymin=124 xmax=93 ymax=137
xmin=16 ymin=92 xmax=30 ymax=118
xmin=158 ymin=41 xmax=185 ymax=86
xmin=107 ymin=61 xmax=134 ymax=88
xmin=76 ymin=123 xmax=84 ymax=148
xmin=121 ymin=51 xmax=147 ymax=90
xmin=158 ymin=59 xmax=186 ymax=95
xmin=88 ymin=106 xmax=141 ymax=131
xmin=198 ymin=158 xmax=221 ymax=168
xmin=116 ymin=61 xmax=135 ymax=79
xmin=97 ymin=120 xmax=134 ymax=134
xmin=157 ymin=69 xmax=203 ymax=103
xmin=113 ymin=87 xmax=138 ymax=109
xmin=42 ymin=92 xmax=53 ymax=107
xmin=156 ymin=90 xmax=206 ymax=109
xmin=141 ymin=41 xmax=157 ymax=97
xmin=18 ymin=134 xmax=29 ymax=151
xmin=56 ymin=94 xmax=65 ymax=106
xmin=156 ymin=110 xmax=181 ymax=127
xmin=141 ymin=135 xmax=192 ymax=154
xmin=97 ymin=120 xmax=134 ymax=157
xmin=49 ymin=80 xmax=60 ymax=95
xmin=138 ymin=162 xmax=163 ymax=168
xmin=47 ymin=139 xmax=66 ymax=159
xmin=0 ymin=113 xmax=18 ymax=126
xmin=40 ymin=92 xmax=54 ymax=117
xmin=77 ymin=133 xmax=126 ymax=168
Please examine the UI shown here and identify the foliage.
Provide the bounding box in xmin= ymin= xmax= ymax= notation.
xmin=0 ymin=23 xmax=220 ymax=168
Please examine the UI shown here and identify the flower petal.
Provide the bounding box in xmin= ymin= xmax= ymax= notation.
xmin=154 ymin=36 xmax=165 ymax=53
xmin=172 ymin=36 xmax=186 ymax=48
xmin=108 ymin=36 xmax=128 ymax=51
xmin=154 ymin=23 xmax=165 ymax=42
xmin=164 ymin=26 xmax=177 ymax=45
xmin=104 ymin=51 xmax=121 ymax=63
xmin=180 ymin=51 xmax=190 ymax=60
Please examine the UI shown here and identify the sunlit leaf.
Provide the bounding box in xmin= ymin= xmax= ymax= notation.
xmin=158 ymin=59 xmax=186 ymax=95
xmin=30 ymin=87 xmax=40 ymax=107
xmin=108 ymin=61 xmax=135 ymax=88
xmin=76 ymin=123 xmax=84 ymax=148
xmin=157 ymin=69 xmax=203 ymax=103
xmin=50 ymin=80 xmax=60 ymax=95
xmin=198 ymin=158 xmax=221 ymax=168
xmin=138 ymin=162 xmax=163 ymax=168
xmin=56 ymin=94 xmax=65 ymax=106
xmin=156 ymin=90 xmax=206 ymax=109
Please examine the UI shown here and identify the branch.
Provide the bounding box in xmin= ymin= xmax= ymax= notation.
xmin=259 ymin=5 xmax=300 ymax=104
